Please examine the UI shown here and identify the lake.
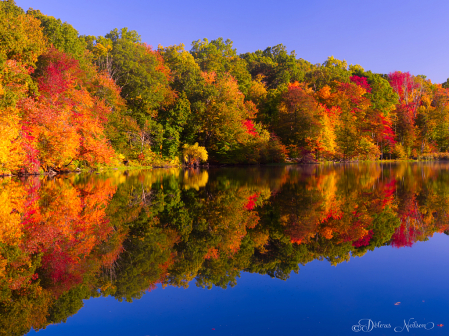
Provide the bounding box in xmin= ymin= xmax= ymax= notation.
xmin=0 ymin=163 xmax=448 ymax=335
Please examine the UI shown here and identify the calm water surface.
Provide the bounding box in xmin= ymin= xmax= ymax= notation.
xmin=1 ymin=163 xmax=448 ymax=335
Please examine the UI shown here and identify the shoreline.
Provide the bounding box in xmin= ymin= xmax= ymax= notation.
xmin=2 ymin=159 xmax=449 ymax=178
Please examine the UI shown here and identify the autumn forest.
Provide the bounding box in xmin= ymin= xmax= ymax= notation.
xmin=3 ymin=0 xmax=449 ymax=175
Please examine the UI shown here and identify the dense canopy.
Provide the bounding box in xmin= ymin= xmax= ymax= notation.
xmin=1 ymin=0 xmax=449 ymax=175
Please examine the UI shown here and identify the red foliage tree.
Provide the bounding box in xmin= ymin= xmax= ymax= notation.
xmin=350 ymin=75 xmax=372 ymax=93
xmin=243 ymin=119 xmax=258 ymax=137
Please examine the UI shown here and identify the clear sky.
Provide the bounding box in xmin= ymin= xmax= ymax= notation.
xmin=14 ymin=0 xmax=449 ymax=83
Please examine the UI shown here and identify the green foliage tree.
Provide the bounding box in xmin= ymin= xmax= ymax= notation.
xmin=242 ymin=44 xmax=309 ymax=89
xmin=191 ymin=38 xmax=252 ymax=95
xmin=27 ymin=9 xmax=87 ymax=61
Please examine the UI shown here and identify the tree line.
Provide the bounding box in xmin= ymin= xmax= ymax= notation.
xmin=2 ymin=0 xmax=449 ymax=175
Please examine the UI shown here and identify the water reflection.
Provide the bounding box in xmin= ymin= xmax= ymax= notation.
xmin=0 ymin=163 xmax=448 ymax=335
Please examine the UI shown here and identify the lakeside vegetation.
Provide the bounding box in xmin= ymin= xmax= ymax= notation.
xmin=2 ymin=0 xmax=449 ymax=175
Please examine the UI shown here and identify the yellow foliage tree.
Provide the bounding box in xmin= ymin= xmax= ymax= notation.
xmin=182 ymin=143 xmax=208 ymax=166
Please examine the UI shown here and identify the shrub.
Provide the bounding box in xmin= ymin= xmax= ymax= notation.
xmin=358 ymin=137 xmax=381 ymax=160
xmin=182 ymin=143 xmax=208 ymax=166
xmin=392 ymin=143 xmax=407 ymax=160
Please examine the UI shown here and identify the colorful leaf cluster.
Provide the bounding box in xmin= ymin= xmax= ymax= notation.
xmin=3 ymin=1 xmax=449 ymax=171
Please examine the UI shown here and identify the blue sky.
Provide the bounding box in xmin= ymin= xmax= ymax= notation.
xmin=15 ymin=0 xmax=449 ymax=83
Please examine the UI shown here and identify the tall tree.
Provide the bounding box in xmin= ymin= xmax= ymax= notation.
xmin=191 ymin=38 xmax=252 ymax=95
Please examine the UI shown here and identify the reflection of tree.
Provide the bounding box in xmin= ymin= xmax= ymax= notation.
xmin=183 ymin=169 xmax=209 ymax=190
xmin=0 ymin=175 xmax=119 ymax=334
xmin=2 ymin=164 xmax=449 ymax=334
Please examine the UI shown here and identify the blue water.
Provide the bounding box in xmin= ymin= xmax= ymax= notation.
xmin=28 ymin=234 xmax=449 ymax=336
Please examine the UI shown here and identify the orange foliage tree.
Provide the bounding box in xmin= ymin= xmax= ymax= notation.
xmin=20 ymin=48 xmax=115 ymax=172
